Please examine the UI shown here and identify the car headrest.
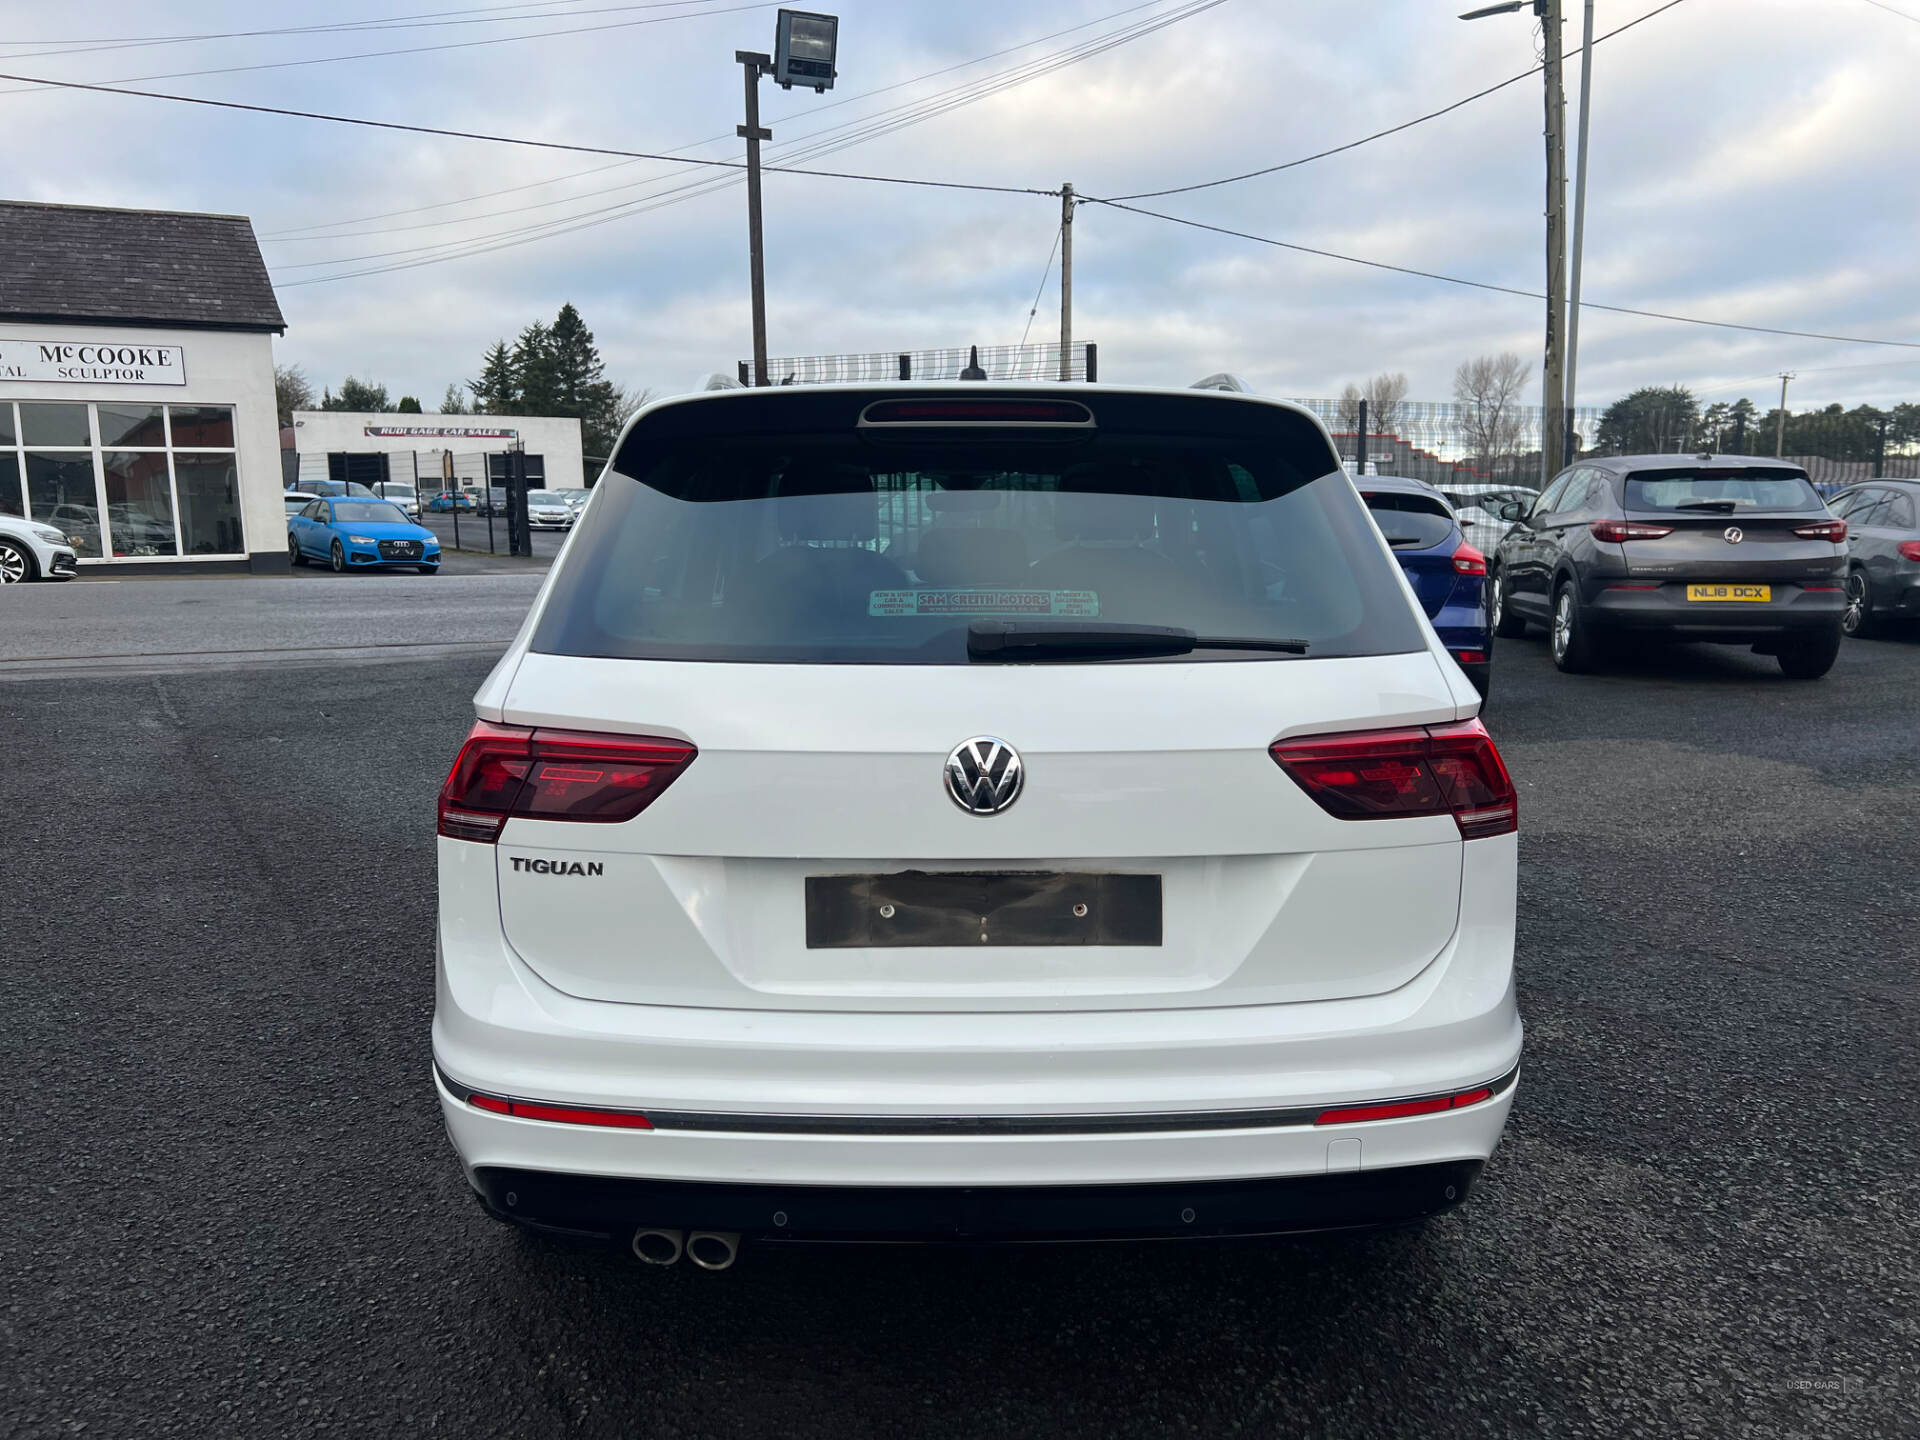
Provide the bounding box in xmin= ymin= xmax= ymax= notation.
xmin=776 ymin=464 xmax=878 ymax=542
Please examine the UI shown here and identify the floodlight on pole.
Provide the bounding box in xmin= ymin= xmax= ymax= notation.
xmin=736 ymin=11 xmax=839 ymax=385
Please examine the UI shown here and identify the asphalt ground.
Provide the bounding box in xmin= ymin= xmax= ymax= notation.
xmin=2 ymin=586 xmax=1916 ymax=1439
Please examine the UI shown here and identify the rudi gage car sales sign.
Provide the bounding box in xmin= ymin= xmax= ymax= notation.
xmin=0 ymin=338 xmax=186 ymax=385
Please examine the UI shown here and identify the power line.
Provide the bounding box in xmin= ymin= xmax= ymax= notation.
xmin=0 ymin=2 xmax=784 ymax=95
xmin=1098 ymin=0 xmax=1691 ymax=202
xmin=260 ymin=0 xmax=1231 ymax=284
xmin=258 ymin=0 xmax=1182 ymax=241
xmin=1858 ymin=0 xmax=1920 ymax=24
xmin=1019 ymin=223 xmax=1065 ymax=348
xmin=1084 ymin=197 xmax=1920 ymax=349
xmin=0 ymin=69 xmax=1058 ymax=197
xmin=0 ymin=0 xmax=716 ymax=58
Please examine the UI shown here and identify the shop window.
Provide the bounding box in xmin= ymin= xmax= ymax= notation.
xmin=0 ymin=403 xmax=14 ymax=446
xmin=174 ymin=455 xmax=244 ymax=555
xmin=20 ymin=402 xmax=93 ymax=448
xmin=170 ymin=406 xmax=235 ymax=448
xmin=98 ymin=403 xmax=168 ymax=448
xmin=0 ymin=454 xmax=21 ymax=517
xmin=102 ymin=450 xmax=180 ymax=557
xmin=27 ymin=452 xmax=102 ymax=557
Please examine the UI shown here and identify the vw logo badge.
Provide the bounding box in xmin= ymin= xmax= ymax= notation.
xmin=1724 ymin=526 xmax=1744 ymax=544
xmin=945 ymin=737 xmax=1023 ymax=815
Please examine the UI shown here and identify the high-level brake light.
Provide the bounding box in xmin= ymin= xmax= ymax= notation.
xmin=1271 ymin=718 xmax=1517 ymax=839
xmin=438 ymin=721 xmax=696 ymax=842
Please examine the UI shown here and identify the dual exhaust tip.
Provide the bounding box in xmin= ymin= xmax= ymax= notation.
xmin=632 ymin=1227 xmax=740 ymax=1270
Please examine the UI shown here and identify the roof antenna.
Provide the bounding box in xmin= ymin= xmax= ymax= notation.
xmin=959 ymin=345 xmax=987 ymax=381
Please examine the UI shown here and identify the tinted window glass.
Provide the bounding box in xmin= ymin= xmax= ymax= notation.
xmin=174 ymin=456 xmax=244 ymax=554
xmin=1889 ymin=492 xmax=1916 ymax=530
xmin=0 ymin=454 xmax=21 ymax=516
xmin=1625 ymin=468 xmax=1819 ymax=511
xmin=20 ymin=402 xmax=91 ymax=447
xmin=1362 ymin=491 xmax=1455 ymax=549
xmin=331 ymin=501 xmax=410 ymax=524
xmin=1532 ymin=474 xmax=1574 ymax=516
xmin=535 ymin=391 xmax=1424 ymax=665
xmin=0 ymin=403 xmax=15 ymax=447
xmin=97 ymin=404 xmax=167 ymax=447
xmin=168 ymin=406 xmax=235 ymax=448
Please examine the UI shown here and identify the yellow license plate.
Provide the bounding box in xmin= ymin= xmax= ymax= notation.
xmin=1686 ymin=583 xmax=1770 ymax=603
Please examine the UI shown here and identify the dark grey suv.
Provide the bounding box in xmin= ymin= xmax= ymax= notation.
xmin=1488 ymin=455 xmax=1848 ymax=678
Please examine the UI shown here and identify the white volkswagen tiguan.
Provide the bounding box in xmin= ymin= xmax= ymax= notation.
xmin=433 ymin=384 xmax=1521 ymax=1265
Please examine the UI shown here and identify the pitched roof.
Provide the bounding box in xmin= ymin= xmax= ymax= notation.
xmin=0 ymin=200 xmax=285 ymax=333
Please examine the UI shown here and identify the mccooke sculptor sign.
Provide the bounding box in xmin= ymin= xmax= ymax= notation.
xmin=0 ymin=338 xmax=187 ymax=385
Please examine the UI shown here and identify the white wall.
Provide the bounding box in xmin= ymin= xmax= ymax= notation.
xmin=289 ymin=411 xmax=585 ymax=487
xmin=0 ymin=322 xmax=281 ymax=566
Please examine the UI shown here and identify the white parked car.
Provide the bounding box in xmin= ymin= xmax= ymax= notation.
xmin=376 ymin=483 xmax=423 ymax=520
xmin=0 ymin=512 xmax=80 ymax=582
xmin=526 ymin=490 xmax=580 ymax=530
xmin=433 ymin=383 xmax=1520 ymax=1266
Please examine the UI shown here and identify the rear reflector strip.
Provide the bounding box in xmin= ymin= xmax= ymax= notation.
xmin=1314 ymin=1084 xmax=1498 ymax=1126
xmin=441 ymin=1065 xmax=1517 ymax=1136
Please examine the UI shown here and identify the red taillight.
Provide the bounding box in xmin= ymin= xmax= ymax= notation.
xmin=1270 ymin=718 xmax=1517 ymax=840
xmin=1792 ymin=519 xmax=1847 ymax=542
xmin=1452 ymin=649 xmax=1487 ymax=665
xmin=437 ymin=720 xmax=695 ymax=843
xmin=1899 ymin=541 xmax=1920 ymax=563
xmin=466 ymin=1092 xmax=654 ymax=1130
xmin=1451 ymin=542 xmax=1487 ymax=576
xmin=1590 ymin=519 xmax=1674 ymax=543
xmin=1314 ymin=1084 xmax=1495 ymax=1126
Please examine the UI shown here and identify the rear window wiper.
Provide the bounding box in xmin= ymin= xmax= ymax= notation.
xmin=967 ymin=620 xmax=1309 ymax=661
xmin=1670 ymin=500 xmax=1739 ymax=513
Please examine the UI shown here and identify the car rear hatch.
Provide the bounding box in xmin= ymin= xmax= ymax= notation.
xmin=1616 ymin=466 xmax=1844 ymax=589
xmin=1362 ymin=489 xmax=1463 ymax=618
xmin=463 ymin=388 xmax=1486 ymax=1014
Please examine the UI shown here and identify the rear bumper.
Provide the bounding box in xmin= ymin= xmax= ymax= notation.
xmin=466 ymin=1158 xmax=1487 ymax=1243
xmin=1586 ymin=583 xmax=1845 ymax=638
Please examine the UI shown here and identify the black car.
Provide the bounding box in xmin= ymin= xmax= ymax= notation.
xmin=1488 ymin=454 xmax=1848 ymax=678
xmin=1826 ymin=478 xmax=1920 ymax=636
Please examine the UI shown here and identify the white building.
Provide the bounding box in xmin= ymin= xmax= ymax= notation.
xmin=0 ymin=200 xmax=288 ymax=574
xmin=287 ymin=410 xmax=585 ymax=498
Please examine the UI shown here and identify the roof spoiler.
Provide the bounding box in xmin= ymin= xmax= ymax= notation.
xmin=1191 ymin=373 xmax=1251 ymax=393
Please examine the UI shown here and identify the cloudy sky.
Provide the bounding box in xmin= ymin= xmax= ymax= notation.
xmin=2 ymin=0 xmax=1916 ymax=414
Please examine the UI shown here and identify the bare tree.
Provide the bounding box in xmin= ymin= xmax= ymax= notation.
xmin=1454 ymin=353 xmax=1531 ymax=476
xmin=273 ymin=363 xmax=313 ymax=427
xmin=613 ymin=383 xmax=655 ymax=433
xmin=1336 ymin=382 xmax=1365 ymax=434
xmin=1365 ymin=372 xmax=1409 ymax=434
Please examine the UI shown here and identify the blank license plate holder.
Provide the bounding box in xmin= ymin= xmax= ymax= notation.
xmin=805 ymin=872 xmax=1162 ymax=948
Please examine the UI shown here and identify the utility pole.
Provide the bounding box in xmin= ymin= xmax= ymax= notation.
xmin=1058 ymin=183 xmax=1075 ymax=382
xmin=1540 ymin=0 xmax=1568 ymax=484
xmin=1775 ymin=372 xmax=1794 ymax=458
xmin=1562 ymin=0 xmax=1594 ymax=466
xmin=737 ymin=50 xmax=773 ymax=387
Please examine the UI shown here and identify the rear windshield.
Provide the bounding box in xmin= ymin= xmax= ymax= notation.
xmin=1625 ymin=468 xmax=1819 ymax=512
xmin=1362 ymin=491 xmax=1455 ymax=549
xmin=331 ymin=501 xmax=409 ymax=524
xmin=532 ymin=390 xmax=1426 ymax=664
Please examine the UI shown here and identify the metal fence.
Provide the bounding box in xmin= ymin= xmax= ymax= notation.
xmin=1289 ymin=399 xmax=1605 ymax=490
xmin=741 ymin=342 xmax=1096 ymax=386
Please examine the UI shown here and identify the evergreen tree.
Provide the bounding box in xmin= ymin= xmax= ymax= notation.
xmin=545 ymin=302 xmax=623 ymax=459
xmin=511 ymin=322 xmax=558 ymax=415
xmin=323 ymin=375 xmax=391 ymax=412
xmin=468 ymin=340 xmax=517 ymax=414
xmin=1594 ymin=386 xmax=1698 ymax=454
xmin=439 ymin=383 xmax=470 ymax=415
xmin=396 ymin=395 xmax=423 ymax=413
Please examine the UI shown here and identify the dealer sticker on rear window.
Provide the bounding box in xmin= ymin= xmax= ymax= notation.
xmin=868 ymin=589 xmax=1100 ymax=618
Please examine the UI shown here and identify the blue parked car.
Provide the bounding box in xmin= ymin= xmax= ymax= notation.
xmin=425 ymin=489 xmax=477 ymax=512
xmin=1360 ymin=476 xmax=1493 ymax=696
xmin=287 ymin=496 xmax=442 ymax=575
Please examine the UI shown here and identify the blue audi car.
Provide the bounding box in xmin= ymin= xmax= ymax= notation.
xmin=288 ymin=496 xmax=442 ymax=574
xmin=1360 ymin=476 xmax=1494 ymax=696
